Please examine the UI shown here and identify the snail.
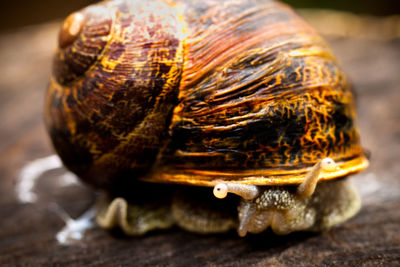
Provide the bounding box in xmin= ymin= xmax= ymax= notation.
xmin=44 ymin=0 xmax=369 ymax=236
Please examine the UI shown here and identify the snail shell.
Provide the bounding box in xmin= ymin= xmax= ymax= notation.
xmin=45 ymin=0 xmax=368 ymax=190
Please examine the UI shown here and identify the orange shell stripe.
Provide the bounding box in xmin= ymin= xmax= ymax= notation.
xmin=142 ymin=155 xmax=368 ymax=186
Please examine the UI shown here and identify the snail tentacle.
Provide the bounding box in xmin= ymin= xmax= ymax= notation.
xmin=237 ymin=201 xmax=256 ymax=237
xmin=297 ymin=158 xmax=338 ymax=198
xmin=213 ymin=183 xmax=260 ymax=200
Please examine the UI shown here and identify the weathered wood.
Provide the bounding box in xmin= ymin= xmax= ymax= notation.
xmin=0 ymin=19 xmax=399 ymax=266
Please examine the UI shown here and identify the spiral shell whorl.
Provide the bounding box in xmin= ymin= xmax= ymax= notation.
xmin=45 ymin=0 xmax=185 ymax=188
xmin=54 ymin=5 xmax=113 ymax=85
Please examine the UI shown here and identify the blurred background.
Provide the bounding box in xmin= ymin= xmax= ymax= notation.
xmin=0 ymin=0 xmax=399 ymax=32
xmin=0 ymin=0 xmax=399 ymax=265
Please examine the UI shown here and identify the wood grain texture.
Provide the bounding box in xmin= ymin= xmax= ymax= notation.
xmin=0 ymin=20 xmax=399 ymax=266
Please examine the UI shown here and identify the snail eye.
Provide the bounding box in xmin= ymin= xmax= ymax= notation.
xmin=213 ymin=183 xmax=228 ymax=199
xmin=58 ymin=12 xmax=85 ymax=49
xmin=321 ymin=158 xmax=337 ymax=172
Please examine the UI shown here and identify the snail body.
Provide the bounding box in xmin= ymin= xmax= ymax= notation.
xmin=45 ymin=0 xmax=368 ymax=236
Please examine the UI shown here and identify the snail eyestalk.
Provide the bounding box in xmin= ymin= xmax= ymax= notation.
xmin=297 ymin=158 xmax=338 ymax=198
xmin=320 ymin=157 xmax=339 ymax=172
xmin=213 ymin=183 xmax=260 ymax=200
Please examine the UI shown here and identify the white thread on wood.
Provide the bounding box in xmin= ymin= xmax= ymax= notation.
xmin=53 ymin=204 xmax=96 ymax=245
xmin=16 ymin=154 xmax=63 ymax=203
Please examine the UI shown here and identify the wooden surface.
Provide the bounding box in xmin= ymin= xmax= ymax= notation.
xmin=0 ymin=20 xmax=400 ymax=266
